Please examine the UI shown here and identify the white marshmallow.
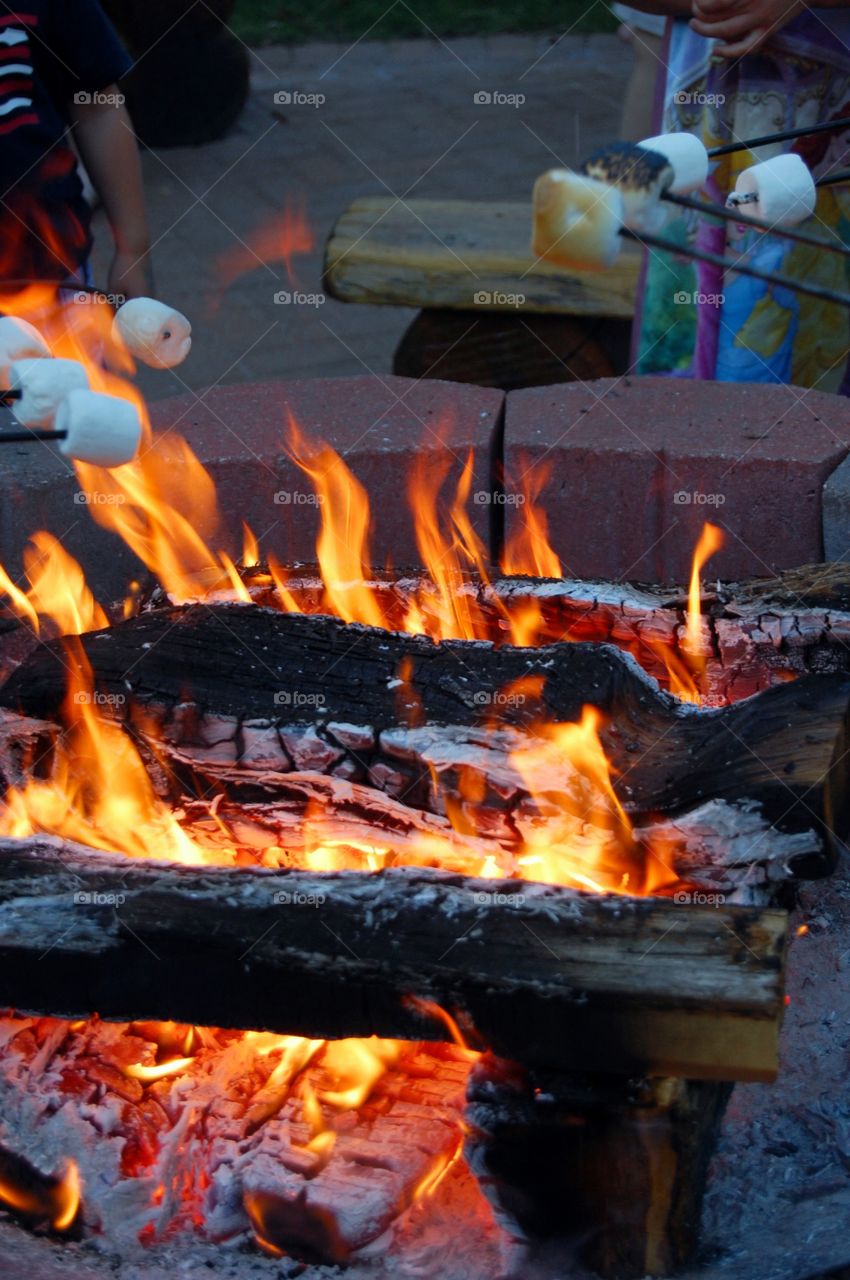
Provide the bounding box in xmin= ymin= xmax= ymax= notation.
xmin=727 ymin=153 xmax=816 ymax=227
xmin=531 ymin=170 xmax=624 ymax=270
xmin=0 ymin=316 xmax=50 ymax=383
xmin=112 ymin=298 xmax=192 ymax=369
xmin=9 ymin=357 xmax=90 ymax=427
xmin=55 ymin=389 xmax=142 ymax=468
xmin=638 ymin=133 xmax=709 ymax=194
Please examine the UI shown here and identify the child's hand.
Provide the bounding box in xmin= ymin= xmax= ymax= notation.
xmin=690 ymin=0 xmax=806 ymax=56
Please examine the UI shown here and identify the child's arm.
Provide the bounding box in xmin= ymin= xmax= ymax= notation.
xmin=69 ymin=89 xmax=153 ymax=300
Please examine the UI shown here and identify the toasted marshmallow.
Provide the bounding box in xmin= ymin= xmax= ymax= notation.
xmin=9 ymin=357 xmax=90 ymax=427
xmin=55 ymin=389 xmax=142 ymax=468
xmin=581 ymin=141 xmax=673 ymax=232
xmin=113 ymin=298 xmax=192 ymax=369
xmin=0 ymin=316 xmax=50 ymax=383
xmin=532 ymin=170 xmax=624 ymax=271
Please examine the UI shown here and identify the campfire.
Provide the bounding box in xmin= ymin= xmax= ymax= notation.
xmin=0 ymin=287 xmax=848 ymax=1280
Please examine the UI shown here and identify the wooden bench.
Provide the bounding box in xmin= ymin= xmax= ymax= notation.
xmin=323 ymin=198 xmax=642 ymax=389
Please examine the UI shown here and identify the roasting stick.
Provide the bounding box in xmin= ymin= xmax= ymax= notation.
xmin=620 ymin=225 xmax=850 ymax=308
xmin=662 ymin=189 xmax=850 ymax=256
xmin=816 ymin=168 xmax=850 ymax=188
xmin=707 ymin=114 xmax=850 ymax=158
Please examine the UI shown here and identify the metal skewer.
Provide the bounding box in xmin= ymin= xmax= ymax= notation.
xmin=0 ymin=428 xmax=67 ymax=444
xmin=620 ymin=227 xmax=850 ymax=308
xmin=816 ymin=168 xmax=850 ymax=188
xmin=0 ymin=391 xmax=67 ymax=444
xmin=662 ymin=190 xmax=850 ymax=256
xmin=708 ymin=115 xmax=850 ymax=158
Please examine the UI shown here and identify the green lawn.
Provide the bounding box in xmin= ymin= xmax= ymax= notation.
xmin=230 ymin=0 xmax=617 ymax=45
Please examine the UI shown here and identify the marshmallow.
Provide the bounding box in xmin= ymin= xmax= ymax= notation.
xmin=55 ymin=389 xmax=142 ymax=468
xmin=638 ymin=133 xmax=709 ymax=195
xmin=727 ymin=153 xmax=816 ymax=227
xmin=531 ymin=170 xmax=624 ymax=271
xmin=112 ymin=298 xmax=192 ymax=369
xmin=581 ymin=142 xmax=673 ymax=232
xmin=9 ymin=357 xmax=90 ymax=427
xmin=0 ymin=316 xmax=50 ymax=383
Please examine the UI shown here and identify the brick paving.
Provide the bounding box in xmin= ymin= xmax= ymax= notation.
xmin=91 ymin=34 xmax=631 ymax=403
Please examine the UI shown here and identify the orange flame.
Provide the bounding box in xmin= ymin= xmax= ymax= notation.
xmin=214 ymin=194 xmax=314 ymax=293
xmin=0 ymin=641 xmax=214 ymax=865
xmin=286 ymin=412 xmax=386 ymax=629
xmin=500 ymin=459 xmax=562 ymax=579
xmin=0 ymin=1158 xmax=80 ymax=1231
xmin=660 ymin=522 xmax=725 ymax=704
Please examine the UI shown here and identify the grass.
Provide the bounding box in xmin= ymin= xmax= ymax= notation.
xmin=230 ymin=0 xmax=617 ymax=45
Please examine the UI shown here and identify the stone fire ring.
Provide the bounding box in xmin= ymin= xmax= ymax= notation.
xmin=1 ymin=374 xmax=849 ymax=601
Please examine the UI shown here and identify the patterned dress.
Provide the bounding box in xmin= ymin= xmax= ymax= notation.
xmin=634 ymin=14 xmax=850 ymax=392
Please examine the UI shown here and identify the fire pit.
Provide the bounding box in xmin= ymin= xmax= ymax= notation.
xmin=1 ymin=292 xmax=850 ymax=1280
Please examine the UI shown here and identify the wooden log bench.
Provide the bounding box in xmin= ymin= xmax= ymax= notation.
xmin=322 ymin=198 xmax=642 ymax=389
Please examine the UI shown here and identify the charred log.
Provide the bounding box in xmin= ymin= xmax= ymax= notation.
xmin=2 ymin=607 xmax=849 ymax=874
xmin=0 ymin=838 xmax=787 ymax=1081
xmin=465 ymin=1054 xmax=732 ymax=1280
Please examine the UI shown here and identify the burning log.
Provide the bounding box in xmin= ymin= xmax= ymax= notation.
xmin=0 ymin=837 xmax=787 ymax=1081
xmin=2 ymin=606 xmax=849 ymax=874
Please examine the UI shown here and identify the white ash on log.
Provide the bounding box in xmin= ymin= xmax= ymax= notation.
xmin=0 ymin=1014 xmax=470 ymax=1264
xmin=144 ymin=766 xmax=822 ymax=905
xmin=2 ymin=607 xmax=849 ymax=877
xmin=0 ymin=838 xmax=787 ymax=1081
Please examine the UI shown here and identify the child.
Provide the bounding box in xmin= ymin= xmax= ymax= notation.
xmin=0 ymin=0 xmax=151 ymax=299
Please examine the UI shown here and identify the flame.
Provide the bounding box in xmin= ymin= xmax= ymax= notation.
xmin=286 ymin=413 xmax=386 ymax=629
xmin=214 ymin=193 xmax=314 ymax=293
xmin=124 ymin=1056 xmax=197 ymax=1083
xmin=686 ymin=522 xmax=724 ymax=653
xmin=0 ymin=1158 xmax=80 ymax=1231
xmin=0 ymin=533 xmax=107 ymax=636
xmin=242 ymin=524 xmax=260 ymax=568
xmin=511 ymin=707 xmax=674 ymax=896
xmin=0 ymin=641 xmax=214 ymax=865
xmin=661 ymin=522 xmax=725 ymax=704
xmin=500 ymin=459 xmax=562 ymax=579
xmin=411 ymin=1137 xmax=464 ymax=1204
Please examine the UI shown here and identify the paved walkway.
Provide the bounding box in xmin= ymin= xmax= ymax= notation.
xmin=91 ymin=34 xmax=631 ymax=402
